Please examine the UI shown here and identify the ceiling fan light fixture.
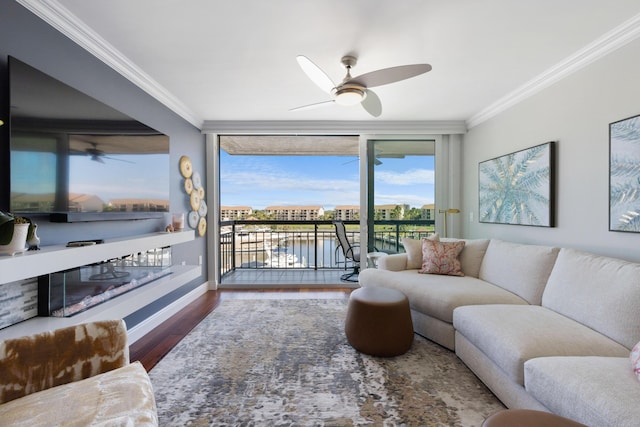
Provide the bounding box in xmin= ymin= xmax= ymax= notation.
xmin=333 ymin=86 xmax=366 ymax=106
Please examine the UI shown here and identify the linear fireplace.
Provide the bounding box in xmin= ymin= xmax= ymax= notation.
xmin=38 ymin=247 xmax=172 ymax=317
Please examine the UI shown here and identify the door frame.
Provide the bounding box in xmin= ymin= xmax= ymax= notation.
xmin=358 ymin=134 xmax=462 ymax=261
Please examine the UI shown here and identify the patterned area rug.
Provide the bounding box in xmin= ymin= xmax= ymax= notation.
xmin=149 ymin=298 xmax=504 ymax=426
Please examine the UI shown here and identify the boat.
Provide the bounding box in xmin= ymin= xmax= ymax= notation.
xmin=264 ymin=249 xmax=304 ymax=268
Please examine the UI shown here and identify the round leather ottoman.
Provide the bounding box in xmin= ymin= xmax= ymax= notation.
xmin=345 ymin=287 xmax=414 ymax=357
xmin=482 ymin=410 xmax=587 ymax=427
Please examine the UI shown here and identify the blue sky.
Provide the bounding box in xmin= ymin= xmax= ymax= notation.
xmin=220 ymin=151 xmax=435 ymax=210
xmin=11 ymin=151 xmax=170 ymax=202
xmin=69 ymin=154 xmax=170 ymax=201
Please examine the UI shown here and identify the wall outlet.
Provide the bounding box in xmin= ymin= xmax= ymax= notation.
xmin=198 ymin=255 xmax=203 ymax=265
xmin=469 ymin=211 xmax=474 ymax=222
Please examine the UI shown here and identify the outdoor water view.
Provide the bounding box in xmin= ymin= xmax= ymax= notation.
xmin=219 ymin=148 xmax=436 ymax=276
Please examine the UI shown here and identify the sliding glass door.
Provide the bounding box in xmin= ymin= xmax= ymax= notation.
xmin=364 ymin=138 xmax=436 ymax=254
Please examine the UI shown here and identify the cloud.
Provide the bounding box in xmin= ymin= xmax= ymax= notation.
xmin=222 ymin=170 xmax=357 ymax=192
xmin=375 ymin=193 xmax=434 ymax=207
xmin=376 ymin=168 xmax=434 ymax=185
xmin=220 ymin=155 xmax=435 ymax=209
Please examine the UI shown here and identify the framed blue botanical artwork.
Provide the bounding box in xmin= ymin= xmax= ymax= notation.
xmin=610 ymin=114 xmax=640 ymax=232
xmin=479 ymin=141 xmax=555 ymax=227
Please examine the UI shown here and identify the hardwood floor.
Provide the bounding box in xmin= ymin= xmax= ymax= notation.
xmin=129 ymin=288 xmax=353 ymax=371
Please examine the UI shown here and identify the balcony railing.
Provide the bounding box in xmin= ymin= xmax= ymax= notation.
xmin=219 ymin=219 xmax=435 ymax=279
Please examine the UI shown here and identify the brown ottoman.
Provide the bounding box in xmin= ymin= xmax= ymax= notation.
xmin=482 ymin=410 xmax=587 ymax=427
xmin=345 ymin=287 xmax=414 ymax=357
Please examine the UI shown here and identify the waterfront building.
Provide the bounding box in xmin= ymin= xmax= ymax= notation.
xmin=221 ymin=206 xmax=253 ymax=220
xmin=264 ymin=205 xmax=324 ymax=221
xmin=374 ymin=204 xmax=405 ymax=220
xmin=421 ymin=204 xmax=435 ymax=220
xmin=334 ymin=205 xmax=359 ymax=221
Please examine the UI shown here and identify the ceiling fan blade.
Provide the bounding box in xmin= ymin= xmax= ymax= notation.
xmin=104 ymin=155 xmax=135 ymax=164
xmin=350 ymin=64 xmax=432 ymax=88
xmin=377 ymin=154 xmax=405 ymax=159
xmin=296 ymin=55 xmax=335 ymax=94
xmin=289 ymin=100 xmax=335 ymax=112
xmin=361 ymin=89 xmax=382 ymax=117
xmin=342 ymin=156 xmax=383 ymax=166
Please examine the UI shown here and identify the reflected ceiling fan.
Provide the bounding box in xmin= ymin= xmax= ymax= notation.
xmin=291 ymin=55 xmax=432 ymax=117
xmin=83 ymin=142 xmax=134 ymax=164
xmin=341 ymin=153 xmax=405 ymax=166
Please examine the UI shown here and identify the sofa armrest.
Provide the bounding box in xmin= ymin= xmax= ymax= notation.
xmin=0 ymin=319 xmax=129 ymax=404
xmin=378 ymin=253 xmax=409 ymax=271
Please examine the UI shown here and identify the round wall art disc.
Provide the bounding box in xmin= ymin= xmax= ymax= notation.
xmin=198 ymin=216 xmax=207 ymax=236
xmin=190 ymin=191 xmax=201 ymax=211
xmin=188 ymin=211 xmax=199 ymax=228
xmin=179 ymin=155 xmax=193 ymax=178
xmin=184 ymin=178 xmax=193 ymax=194
xmin=192 ymin=171 xmax=202 ymax=189
xmin=198 ymin=199 xmax=208 ymax=217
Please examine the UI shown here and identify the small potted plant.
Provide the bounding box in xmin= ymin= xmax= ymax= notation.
xmin=0 ymin=211 xmax=35 ymax=255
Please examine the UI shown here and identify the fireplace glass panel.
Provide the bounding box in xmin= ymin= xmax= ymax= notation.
xmin=44 ymin=247 xmax=172 ymax=317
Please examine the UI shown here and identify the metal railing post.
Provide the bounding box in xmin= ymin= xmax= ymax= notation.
xmin=314 ymin=223 xmax=319 ymax=270
xmin=231 ymin=222 xmax=236 ymax=270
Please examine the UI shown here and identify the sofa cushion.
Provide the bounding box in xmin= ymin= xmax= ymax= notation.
xmin=478 ymin=239 xmax=559 ymax=305
xmin=525 ymin=356 xmax=640 ymax=427
xmin=402 ymin=233 xmax=439 ymax=269
xmin=631 ymin=341 xmax=640 ymax=381
xmin=441 ymin=238 xmax=490 ymax=278
xmin=419 ymin=239 xmax=465 ymax=276
xmin=359 ymin=269 xmax=528 ymax=323
xmin=400 ymin=236 xmax=489 ymax=278
xmin=542 ymin=248 xmax=640 ymax=350
xmin=377 ymin=253 xmax=408 ymax=271
xmin=0 ymin=361 xmax=158 ymax=426
xmin=453 ymin=304 xmax=630 ymax=385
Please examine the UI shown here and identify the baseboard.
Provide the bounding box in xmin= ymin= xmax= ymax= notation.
xmin=127 ymin=281 xmax=210 ymax=344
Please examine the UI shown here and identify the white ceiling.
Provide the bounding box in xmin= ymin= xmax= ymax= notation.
xmin=25 ymin=0 xmax=640 ymax=129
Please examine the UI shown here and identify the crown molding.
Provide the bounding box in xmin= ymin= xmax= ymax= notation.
xmin=17 ymin=0 xmax=203 ymax=129
xmin=467 ymin=12 xmax=640 ymax=129
xmin=201 ymin=120 xmax=467 ymax=135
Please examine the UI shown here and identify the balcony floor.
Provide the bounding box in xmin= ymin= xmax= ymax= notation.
xmin=219 ymin=268 xmax=360 ymax=289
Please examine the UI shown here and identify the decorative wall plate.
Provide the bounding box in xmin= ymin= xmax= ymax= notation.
xmin=179 ymin=155 xmax=193 ymax=178
xmin=198 ymin=216 xmax=207 ymax=237
xmin=192 ymin=171 xmax=202 ymax=189
xmin=198 ymin=199 xmax=208 ymax=217
xmin=190 ymin=191 xmax=201 ymax=211
xmin=184 ymin=178 xmax=193 ymax=194
xmin=188 ymin=211 xmax=199 ymax=229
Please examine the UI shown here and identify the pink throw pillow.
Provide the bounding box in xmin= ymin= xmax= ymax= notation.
xmin=419 ymin=239 xmax=465 ymax=276
xmin=631 ymin=341 xmax=640 ymax=381
xmin=402 ymin=233 xmax=439 ymax=270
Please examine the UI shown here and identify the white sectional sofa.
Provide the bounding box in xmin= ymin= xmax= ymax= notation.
xmin=358 ymin=238 xmax=640 ymax=426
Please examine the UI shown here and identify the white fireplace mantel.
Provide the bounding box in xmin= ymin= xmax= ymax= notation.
xmin=0 ymin=230 xmax=195 ymax=285
xmin=0 ymin=230 xmax=200 ymax=342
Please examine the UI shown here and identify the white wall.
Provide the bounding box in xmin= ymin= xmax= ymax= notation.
xmin=462 ymin=37 xmax=640 ymax=262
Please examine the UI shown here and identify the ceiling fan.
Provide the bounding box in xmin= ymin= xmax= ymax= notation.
xmin=341 ymin=153 xmax=405 ymax=166
xmin=291 ymin=55 xmax=432 ymax=117
xmin=84 ymin=142 xmax=134 ymax=164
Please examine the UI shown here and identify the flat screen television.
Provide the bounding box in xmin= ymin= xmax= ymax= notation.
xmin=8 ymin=56 xmax=170 ymax=222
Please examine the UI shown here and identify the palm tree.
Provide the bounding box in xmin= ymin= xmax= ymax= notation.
xmin=610 ymin=116 xmax=640 ymax=232
xmin=479 ymin=143 xmax=551 ymax=226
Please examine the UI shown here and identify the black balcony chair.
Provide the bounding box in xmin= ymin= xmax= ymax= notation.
xmin=334 ymin=221 xmax=362 ymax=282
